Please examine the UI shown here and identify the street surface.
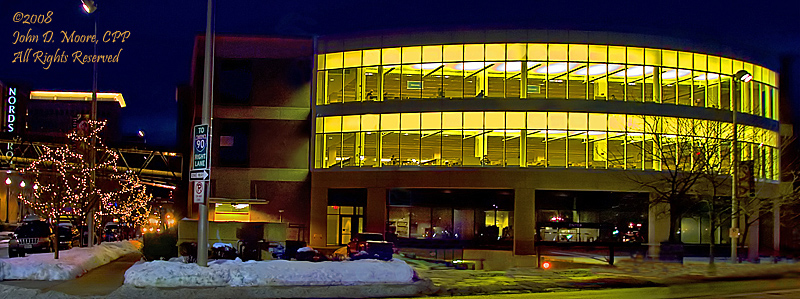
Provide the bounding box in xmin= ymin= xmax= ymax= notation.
xmin=438 ymin=277 xmax=800 ymax=298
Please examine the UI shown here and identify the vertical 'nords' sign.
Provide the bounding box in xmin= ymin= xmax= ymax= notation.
xmin=1 ymin=84 xmax=27 ymax=138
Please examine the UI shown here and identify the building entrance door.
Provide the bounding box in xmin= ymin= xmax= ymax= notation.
xmin=340 ymin=216 xmax=361 ymax=245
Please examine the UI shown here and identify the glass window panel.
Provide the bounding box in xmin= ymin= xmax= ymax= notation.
xmin=316 ymin=70 xmax=328 ymax=105
xmin=341 ymin=132 xmax=357 ymax=167
xmin=527 ymin=61 xmax=547 ymax=99
xmin=402 ymin=46 xmax=421 ymax=64
xmin=421 ymin=112 xmax=442 ymax=130
xmin=463 ymin=131 xmax=483 ymax=166
xmin=644 ymin=67 xmax=658 ymax=103
xmin=327 ymin=69 xmax=344 ymax=103
xmin=528 ymin=44 xmax=548 ymax=60
xmin=589 ymin=113 xmax=607 ymax=131
xmin=344 ymin=51 xmax=361 ymax=68
xmin=676 ymin=72 xmax=692 ymax=106
xmin=694 ymin=53 xmax=707 ymax=72
xmin=527 ymin=131 xmax=547 ymax=167
xmin=443 ymin=44 xmax=464 ymax=62
xmin=464 ymin=44 xmax=484 ymax=61
xmin=401 ymin=65 xmax=422 ymax=100
xmin=720 ymin=57 xmax=732 ymax=75
xmin=325 ymin=52 xmax=344 ymax=70
xmin=545 ymin=62 xmax=569 ymax=98
xmin=486 ymin=131 xmax=504 ymax=165
xmin=568 ymin=112 xmax=588 ymax=130
xmin=442 ymin=130 xmax=463 ymax=166
xmin=485 ymin=112 xmax=505 ymax=129
xmin=678 ymin=52 xmax=693 ymax=69
xmin=661 ymin=68 xmax=677 ymax=104
xmin=693 ymin=71 xmax=707 ymax=107
xmin=507 ymin=112 xmax=525 ymax=129
xmin=708 ymin=56 xmax=720 ymax=73
xmin=548 ymin=44 xmax=568 ymax=61
xmin=442 ymin=112 xmax=462 ymax=129
xmin=753 ymin=65 xmax=763 ymax=82
xmin=443 ymin=63 xmax=464 ymax=98
xmin=363 ymin=49 xmax=380 ymax=66
xmin=422 ymin=45 xmax=443 ymax=63
xmin=549 ymin=112 xmax=568 ymax=130
xmin=608 ymin=114 xmax=626 ymax=131
xmin=383 ymin=67 xmax=401 ymax=100
xmin=422 ymin=64 xmax=445 ymax=99
xmin=381 ymin=113 xmax=400 ymax=131
xmin=399 ymin=131 xmax=420 ymax=167
xmin=706 ymin=72 xmax=721 ymax=109
xmin=363 ymin=66 xmax=380 ymax=101
xmin=626 ymin=133 xmax=643 ymax=170
xmin=315 ymin=117 xmax=324 ymax=133
xmin=324 ymin=116 xmax=342 ymax=133
xmin=342 ymin=115 xmax=360 ymax=132
xmin=342 ymin=67 xmax=359 ymax=102
xmin=363 ymin=131 xmax=379 ymax=167
xmin=507 ymin=43 xmax=526 ymax=60
xmin=625 ymin=65 xmax=647 ymax=102
xmin=567 ymin=131 xmax=587 ymax=168
xmin=486 ymin=62 xmax=505 ymax=97
xmin=732 ymin=60 xmax=743 ymax=75
xmin=645 ymin=48 xmax=661 ymax=66
xmin=421 ymin=129 xmax=441 ymax=166
xmin=627 ymin=115 xmax=645 ymax=133
xmin=401 ymin=113 xmax=421 ymax=130
xmin=527 ymin=112 xmax=547 ymax=129
xmin=464 ymin=112 xmax=484 ymax=129
xmin=486 ymin=44 xmax=505 ymax=61
xmin=381 ymin=131 xmax=399 ymax=166
xmin=315 ymin=134 xmax=326 ymax=168
xmin=317 ymin=54 xmax=325 ymax=70
xmin=607 ymin=133 xmax=625 ymax=169
xmin=382 ymin=47 xmax=401 ymax=65
xmin=567 ymin=62 xmax=588 ymax=99
xmin=547 ymin=131 xmax=567 ymax=167
xmin=569 ymin=44 xmax=588 ymax=62
xmin=607 ymin=65 xmax=625 ymax=101
xmin=627 ymin=47 xmax=644 ymax=65
xmin=662 ymin=50 xmax=678 ymax=68
xmin=608 ymin=46 xmax=626 ymax=64
xmin=464 ymin=65 xmax=480 ymax=98
xmin=589 ymin=45 xmax=607 ymax=62
xmin=644 ymin=133 xmax=657 ymax=170
xmin=326 ymin=215 xmax=338 ymax=245
xmin=504 ymin=130 xmax=520 ymax=166
xmin=505 ymin=62 xmax=522 ymax=98
xmin=588 ymin=131 xmax=607 ymax=169
xmin=324 ymin=133 xmax=342 ymax=168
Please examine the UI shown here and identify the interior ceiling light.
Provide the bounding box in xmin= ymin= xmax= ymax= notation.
xmin=694 ymin=73 xmax=720 ymax=81
xmin=574 ymin=64 xmax=624 ymax=76
xmin=455 ymin=62 xmax=486 ymax=71
xmin=661 ymin=69 xmax=692 ymax=79
xmin=493 ymin=62 xmax=522 ymax=72
xmin=611 ymin=66 xmax=654 ymax=77
xmin=533 ymin=62 xmax=579 ymax=74
xmin=411 ymin=63 xmax=443 ymax=70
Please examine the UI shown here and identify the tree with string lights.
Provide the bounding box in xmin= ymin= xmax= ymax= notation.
xmin=20 ymin=120 xmax=152 ymax=258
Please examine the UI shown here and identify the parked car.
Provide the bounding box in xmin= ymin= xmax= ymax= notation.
xmin=57 ymin=223 xmax=80 ymax=250
xmin=9 ymin=220 xmax=54 ymax=257
xmin=103 ymin=222 xmax=122 ymax=242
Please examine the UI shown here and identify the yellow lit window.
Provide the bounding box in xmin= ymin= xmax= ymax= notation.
xmin=381 ymin=113 xmax=400 ymax=131
xmin=443 ymin=45 xmax=464 ymax=62
xmin=608 ymin=114 xmax=626 ymax=132
xmin=608 ymin=46 xmax=626 ymax=64
xmin=678 ymin=52 xmax=693 ymax=69
xmin=589 ymin=45 xmax=607 ymax=63
xmin=324 ymin=116 xmax=342 ymax=133
xmin=361 ymin=114 xmax=380 ymax=131
xmin=569 ymin=44 xmax=588 ymax=62
xmin=627 ymin=47 xmax=644 ymax=65
xmin=548 ymin=44 xmax=567 ymax=61
xmin=382 ymin=47 xmax=401 ymax=65
xmin=662 ymin=50 xmax=678 ymax=68
xmin=548 ymin=112 xmax=567 ymax=130
xmin=485 ymin=44 xmax=505 ymax=61
xmin=363 ymin=49 xmax=381 ymax=66
xmin=325 ymin=52 xmax=344 ymax=70
xmin=507 ymin=44 xmax=526 ymax=60
xmin=421 ymin=112 xmax=442 ymax=130
xmin=527 ymin=112 xmax=547 ymax=129
xmin=422 ymin=45 xmax=443 ymax=63
xmin=402 ymin=46 xmax=421 ymax=64
xmin=506 ymin=112 xmax=526 ymax=129
xmin=589 ymin=113 xmax=607 ymax=131
xmin=527 ymin=44 xmax=548 ymax=61
xmin=464 ymin=44 xmax=485 ymax=61
xmin=464 ymin=112 xmax=484 ymax=129
xmin=342 ymin=115 xmax=360 ymax=132
xmin=401 ymin=113 xmax=421 ymax=130
xmin=694 ymin=53 xmax=707 ymax=72
xmin=485 ymin=112 xmax=505 ymax=129
xmin=344 ymin=51 xmax=361 ymax=68
xmin=645 ymin=48 xmax=661 ymax=66
xmin=442 ymin=112 xmax=462 ymax=129
xmin=568 ymin=112 xmax=588 ymax=130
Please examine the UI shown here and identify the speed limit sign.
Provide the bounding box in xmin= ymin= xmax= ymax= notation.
xmin=193 ymin=181 xmax=206 ymax=204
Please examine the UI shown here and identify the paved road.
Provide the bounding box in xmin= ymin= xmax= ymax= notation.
xmin=0 ymin=252 xmax=142 ymax=296
xmin=441 ymin=277 xmax=800 ymax=299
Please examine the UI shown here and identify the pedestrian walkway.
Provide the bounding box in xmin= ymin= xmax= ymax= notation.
xmin=0 ymin=252 xmax=142 ymax=296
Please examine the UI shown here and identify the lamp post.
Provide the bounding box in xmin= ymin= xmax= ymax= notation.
xmin=80 ymin=0 xmax=99 ymax=248
xmin=196 ymin=0 xmax=216 ymax=267
xmin=5 ymin=177 xmax=10 ymax=223
xmin=731 ymin=70 xmax=752 ymax=263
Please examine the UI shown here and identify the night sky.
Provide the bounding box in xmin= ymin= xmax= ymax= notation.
xmin=2 ymin=0 xmax=799 ymax=149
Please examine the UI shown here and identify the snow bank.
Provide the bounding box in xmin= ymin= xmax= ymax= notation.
xmin=124 ymin=258 xmax=416 ymax=287
xmin=0 ymin=240 xmax=141 ymax=281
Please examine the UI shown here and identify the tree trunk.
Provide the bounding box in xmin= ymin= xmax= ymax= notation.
xmin=669 ymin=209 xmax=682 ymax=243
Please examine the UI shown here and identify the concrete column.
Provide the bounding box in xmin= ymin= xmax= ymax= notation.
xmin=519 ymin=130 xmax=527 ymax=167
xmin=648 ymin=196 xmax=670 ymax=257
xmin=514 ymin=188 xmax=536 ymax=255
xmin=774 ymin=201 xmax=781 ymax=259
xmin=365 ymin=187 xmax=387 ymax=233
xmin=520 ymin=61 xmax=528 ymax=99
xmin=748 ymin=219 xmax=759 ymax=262
xmin=309 ymin=186 xmax=328 ymax=247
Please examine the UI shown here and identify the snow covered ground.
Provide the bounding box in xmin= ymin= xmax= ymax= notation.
xmin=124 ymin=257 xmax=417 ymax=287
xmin=0 ymin=240 xmax=141 ymax=281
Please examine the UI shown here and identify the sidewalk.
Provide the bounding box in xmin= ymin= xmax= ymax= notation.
xmin=0 ymin=251 xmax=143 ymax=297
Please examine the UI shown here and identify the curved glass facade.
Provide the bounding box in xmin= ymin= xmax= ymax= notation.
xmin=316 ymin=43 xmax=778 ymax=120
xmin=315 ymin=112 xmax=779 ymax=180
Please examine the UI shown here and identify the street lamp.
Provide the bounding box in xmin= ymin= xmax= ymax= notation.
xmin=80 ymin=0 xmax=99 ymax=248
xmin=731 ymin=70 xmax=751 ymax=263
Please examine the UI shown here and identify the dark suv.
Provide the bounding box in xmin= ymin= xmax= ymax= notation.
xmin=57 ymin=224 xmax=80 ymax=250
xmin=9 ymin=220 xmax=55 ymax=257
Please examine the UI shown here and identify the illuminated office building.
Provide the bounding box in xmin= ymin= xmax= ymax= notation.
xmin=308 ymin=30 xmax=781 ymax=261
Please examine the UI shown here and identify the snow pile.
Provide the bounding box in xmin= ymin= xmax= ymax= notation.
xmin=0 ymin=240 xmax=141 ymax=281
xmin=124 ymin=258 xmax=416 ymax=287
